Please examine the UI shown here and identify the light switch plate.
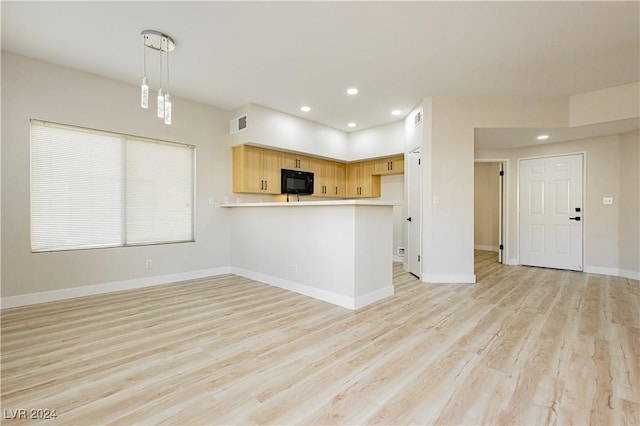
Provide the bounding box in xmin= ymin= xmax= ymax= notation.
xmin=603 ymin=197 xmax=613 ymax=205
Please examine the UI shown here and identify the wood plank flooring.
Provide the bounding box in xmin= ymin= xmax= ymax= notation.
xmin=1 ymin=250 xmax=638 ymax=425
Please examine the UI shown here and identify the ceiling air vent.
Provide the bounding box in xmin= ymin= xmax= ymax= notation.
xmin=414 ymin=111 xmax=422 ymax=127
xmin=230 ymin=115 xmax=247 ymax=135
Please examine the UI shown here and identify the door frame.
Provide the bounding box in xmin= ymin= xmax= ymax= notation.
xmin=516 ymin=151 xmax=587 ymax=268
xmin=474 ymin=159 xmax=509 ymax=264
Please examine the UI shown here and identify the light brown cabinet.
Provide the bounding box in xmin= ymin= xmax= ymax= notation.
xmin=346 ymin=160 xmax=381 ymax=198
xmin=281 ymin=153 xmax=311 ymax=171
xmin=232 ymin=144 xmax=401 ymax=198
xmin=312 ymin=159 xmax=346 ymax=198
xmin=232 ymin=145 xmax=281 ymax=194
xmin=371 ymin=155 xmax=404 ymax=175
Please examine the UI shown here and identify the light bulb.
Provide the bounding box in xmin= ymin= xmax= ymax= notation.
xmin=141 ymin=77 xmax=149 ymax=109
xmin=157 ymin=88 xmax=164 ymax=118
xmin=164 ymin=93 xmax=172 ymax=125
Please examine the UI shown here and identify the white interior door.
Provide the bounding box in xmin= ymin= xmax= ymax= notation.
xmin=519 ymin=154 xmax=583 ymax=271
xmin=407 ymin=149 xmax=422 ymax=278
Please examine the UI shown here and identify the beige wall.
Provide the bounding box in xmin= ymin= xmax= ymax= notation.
xmin=1 ymin=51 xmax=234 ymax=298
xmin=422 ymin=96 xmax=568 ymax=282
xmin=619 ymin=130 xmax=640 ymax=275
xmin=474 ymin=162 xmax=500 ymax=250
xmin=570 ymin=83 xmax=640 ymax=127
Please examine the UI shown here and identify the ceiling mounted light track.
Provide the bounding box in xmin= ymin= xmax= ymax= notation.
xmin=140 ymin=30 xmax=175 ymax=125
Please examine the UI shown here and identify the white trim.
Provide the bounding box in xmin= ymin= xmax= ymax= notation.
xmin=505 ymin=257 xmax=519 ymax=266
xmin=393 ymin=255 xmax=405 ymax=262
xmin=1 ymin=267 xmax=231 ymax=309
xmin=474 ymin=245 xmax=499 ymax=252
xmin=585 ymin=266 xmax=640 ymax=280
xmin=354 ymin=286 xmax=395 ymax=309
xmin=231 ymin=267 xmax=393 ymax=310
xmin=421 ymin=273 xmax=476 ymax=284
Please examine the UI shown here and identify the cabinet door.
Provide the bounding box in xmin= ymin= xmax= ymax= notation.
xmin=371 ymin=155 xmax=405 ymax=175
xmin=359 ymin=161 xmax=379 ymax=197
xmin=232 ymin=145 xmax=263 ymax=193
xmin=282 ymin=153 xmax=311 ymax=171
xmin=388 ymin=155 xmax=404 ymax=174
xmin=371 ymin=158 xmax=390 ymax=175
xmin=334 ymin=162 xmax=346 ymax=198
xmin=262 ymin=149 xmax=282 ymax=194
xmin=346 ymin=163 xmax=360 ymax=198
xmin=311 ymin=159 xmax=333 ymax=197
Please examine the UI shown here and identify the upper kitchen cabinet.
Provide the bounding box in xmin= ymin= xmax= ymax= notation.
xmin=232 ymin=145 xmax=282 ymax=194
xmin=371 ymin=155 xmax=404 ymax=175
xmin=311 ymin=159 xmax=346 ymax=198
xmin=346 ymin=160 xmax=381 ymax=198
xmin=281 ymin=152 xmax=312 ymax=171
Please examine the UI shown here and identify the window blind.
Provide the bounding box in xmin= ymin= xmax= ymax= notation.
xmin=30 ymin=120 xmax=194 ymax=252
xmin=126 ymin=138 xmax=194 ymax=245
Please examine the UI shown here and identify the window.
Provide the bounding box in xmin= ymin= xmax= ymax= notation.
xmin=30 ymin=120 xmax=194 ymax=252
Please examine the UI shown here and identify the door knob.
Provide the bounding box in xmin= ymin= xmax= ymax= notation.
xmin=569 ymin=217 xmax=581 ymax=221
xmin=406 ymin=217 xmax=412 ymax=222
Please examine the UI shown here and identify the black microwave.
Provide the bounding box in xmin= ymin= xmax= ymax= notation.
xmin=281 ymin=169 xmax=314 ymax=195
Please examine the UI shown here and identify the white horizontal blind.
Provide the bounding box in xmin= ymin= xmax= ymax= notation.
xmin=31 ymin=121 xmax=123 ymax=251
xmin=30 ymin=120 xmax=194 ymax=252
xmin=126 ymin=139 xmax=194 ymax=244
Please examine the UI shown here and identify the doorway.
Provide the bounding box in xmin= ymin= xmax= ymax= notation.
xmin=518 ymin=153 xmax=584 ymax=271
xmin=474 ymin=161 xmax=506 ymax=264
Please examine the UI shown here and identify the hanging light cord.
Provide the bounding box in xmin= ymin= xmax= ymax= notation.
xmin=166 ymin=39 xmax=169 ymax=93
xmin=142 ymin=35 xmax=147 ymax=77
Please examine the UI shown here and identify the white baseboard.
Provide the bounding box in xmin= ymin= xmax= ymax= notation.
xmin=421 ymin=273 xmax=476 ymax=284
xmin=1 ymin=267 xmax=232 ymax=309
xmin=584 ymin=266 xmax=640 ymax=281
xmin=393 ymin=255 xmax=405 ymax=263
xmin=354 ymin=286 xmax=394 ymax=309
xmin=474 ymin=245 xmax=499 ymax=252
xmin=231 ymin=267 xmax=393 ymax=310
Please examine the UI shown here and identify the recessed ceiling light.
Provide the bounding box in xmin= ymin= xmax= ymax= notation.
xmin=537 ymin=134 xmax=549 ymax=140
xmin=346 ymin=88 xmax=358 ymax=95
xmin=347 ymin=122 xmax=356 ymax=128
xmin=300 ymin=106 xmax=311 ymax=112
xmin=391 ymin=109 xmax=401 ymax=116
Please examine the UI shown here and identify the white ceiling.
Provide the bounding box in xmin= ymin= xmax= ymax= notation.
xmin=2 ymin=1 xmax=639 ymax=142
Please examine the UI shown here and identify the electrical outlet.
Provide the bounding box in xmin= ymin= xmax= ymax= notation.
xmin=145 ymin=259 xmax=153 ymax=269
xmin=603 ymin=197 xmax=613 ymax=205
xmin=208 ymin=196 xmax=214 ymax=205
xmin=224 ymin=196 xmax=230 ymax=204
xmin=293 ymin=264 xmax=298 ymax=274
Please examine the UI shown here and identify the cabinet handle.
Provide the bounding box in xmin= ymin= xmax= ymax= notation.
xmin=265 ymin=180 xmax=268 ymax=191
xmin=260 ymin=180 xmax=264 ymax=190
xmin=335 ymin=186 xmax=338 ymax=195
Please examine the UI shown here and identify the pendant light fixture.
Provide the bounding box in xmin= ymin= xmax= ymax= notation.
xmin=141 ymin=30 xmax=175 ymax=125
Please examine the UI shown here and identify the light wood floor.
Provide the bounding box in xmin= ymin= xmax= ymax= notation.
xmin=1 ymin=251 xmax=638 ymax=425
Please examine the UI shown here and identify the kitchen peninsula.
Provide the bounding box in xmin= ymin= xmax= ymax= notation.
xmin=222 ymin=200 xmax=397 ymax=309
